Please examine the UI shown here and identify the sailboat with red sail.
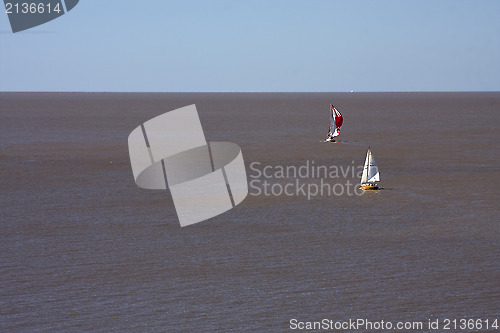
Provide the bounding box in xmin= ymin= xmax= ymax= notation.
xmin=325 ymin=105 xmax=343 ymax=142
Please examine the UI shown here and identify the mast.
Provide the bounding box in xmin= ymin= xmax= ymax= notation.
xmin=328 ymin=104 xmax=333 ymax=138
xmin=328 ymin=104 xmax=331 ymax=137
xmin=368 ymin=147 xmax=371 ymax=182
xmin=330 ymin=104 xmax=333 ymax=137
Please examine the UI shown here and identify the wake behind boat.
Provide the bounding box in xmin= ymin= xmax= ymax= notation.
xmin=360 ymin=148 xmax=380 ymax=190
xmin=324 ymin=105 xmax=343 ymax=142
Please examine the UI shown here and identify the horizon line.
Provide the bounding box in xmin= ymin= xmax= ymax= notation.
xmin=1 ymin=90 xmax=499 ymax=94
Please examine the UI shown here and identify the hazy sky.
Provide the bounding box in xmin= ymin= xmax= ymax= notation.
xmin=1 ymin=0 xmax=499 ymax=92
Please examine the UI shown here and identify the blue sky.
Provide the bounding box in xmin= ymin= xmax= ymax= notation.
xmin=1 ymin=0 xmax=499 ymax=92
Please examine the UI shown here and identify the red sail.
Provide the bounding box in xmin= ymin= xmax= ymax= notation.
xmin=333 ymin=106 xmax=343 ymax=129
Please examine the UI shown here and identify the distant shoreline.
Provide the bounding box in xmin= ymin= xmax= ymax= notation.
xmin=1 ymin=91 xmax=499 ymax=94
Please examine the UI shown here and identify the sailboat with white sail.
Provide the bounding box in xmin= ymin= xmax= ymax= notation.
xmin=360 ymin=148 xmax=380 ymax=190
xmin=324 ymin=105 xmax=343 ymax=142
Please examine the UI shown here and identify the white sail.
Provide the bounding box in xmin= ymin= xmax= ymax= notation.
xmin=361 ymin=149 xmax=380 ymax=183
xmin=328 ymin=107 xmax=334 ymax=136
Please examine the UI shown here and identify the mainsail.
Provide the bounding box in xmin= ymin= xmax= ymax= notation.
xmin=361 ymin=148 xmax=380 ymax=184
xmin=327 ymin=105 xmax=343 ymax=138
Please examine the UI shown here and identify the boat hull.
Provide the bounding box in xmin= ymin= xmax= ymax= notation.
xmin=360 ymin=183 xmax=379 ymax=190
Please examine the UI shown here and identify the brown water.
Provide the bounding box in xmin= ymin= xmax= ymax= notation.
xmin=1 ymin=92 xmax=499 ymax=332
